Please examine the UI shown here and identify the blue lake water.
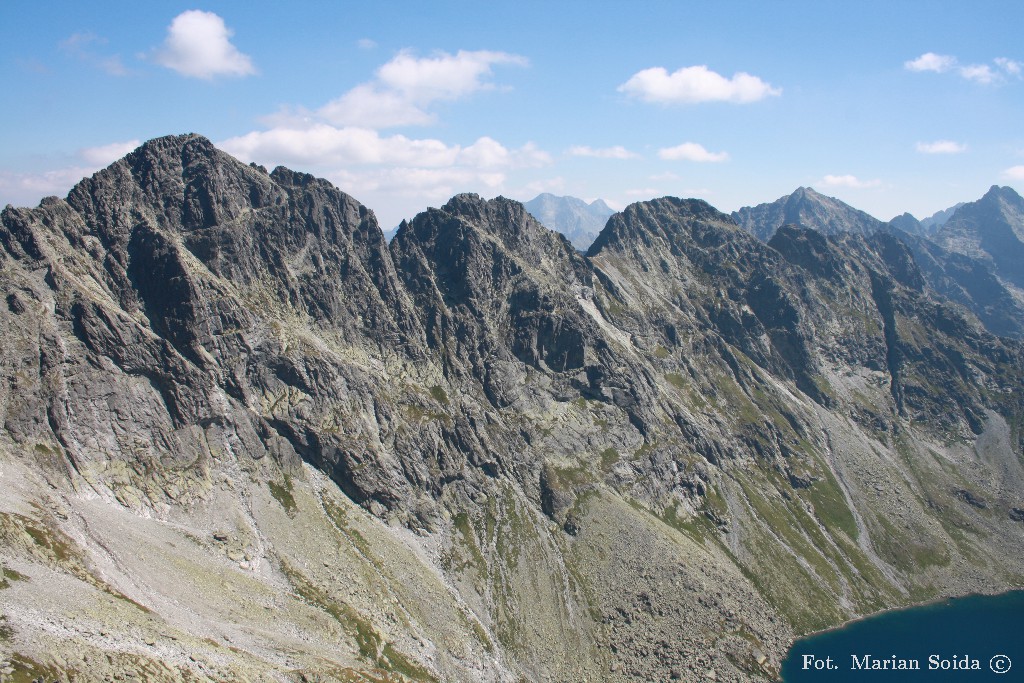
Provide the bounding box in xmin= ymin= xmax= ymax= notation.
xmin=781 ymin=590 xmax=1024 ymax=681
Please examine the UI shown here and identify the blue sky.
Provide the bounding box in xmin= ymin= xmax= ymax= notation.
xmin=2 ymin=1 xmax=1023 ymax=230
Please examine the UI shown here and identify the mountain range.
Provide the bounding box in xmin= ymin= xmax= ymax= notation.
xmin=534 ymin=185 xmax=1024 ymax=341
xmin=731 ymin=185 xmax=1024 ymax=340
xmin=522 ymin=193 xmax=615 ymax=251
xmin=1 ymin=135 xmax=1023 ymax=682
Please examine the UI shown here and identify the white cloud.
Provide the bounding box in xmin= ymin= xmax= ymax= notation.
xmin=357 ymin=38 xmax=377 ymax=50
xmin=319 ymin=84 xmax=435 ymax=128
xmin=220 ymin=125 xmax=456 ymax=168
xmin=377 ymin=49 xmax=526 ymax=102
xmin=567 ymin=145 xmax=638 ymax=159
xmin=959 ymin=64 xmax=997 ymax=84
xmin=0 ymin=167 xmax=94 ymax=206
xmin=316 ymin=49 xmax=527 ymax=129
xmin=153 ymin=10 xmax=256 ymax=79
xmin=217 ymin=123 xmax=549 ymax=229
xmin=904 ymin=53 xmax=957 ymax=73
xmin=79 ymin=139 xmax=141 ymax=165
xmin=460 ymin=137 xmax=551 ymax=168
xmin=1 ymin=138 xmax=145 ymax=207
xmin=323 ymin=166 xmax=519 ymax=228
xmin=916 ymin=140 xmax=967 ymax=154
xmin=996 ymin=57 xmax=1022 ymax=77
xmin=219 ymin=125 xmax=550 ymax=173
xmin=212 ymin=49 xmax=530 ymax=228
xmin=905 ymin=52 xmax=1022 ymax=85
xmin=330 ymin=166 xmax=505 ymax=198
xmin=820 ymin=174 xmax=881 ymax=189
xmin=618 ymin=65 xmax=780 ymax=104
xmin=1002 ymin=165 xmax=1024 ymax=180
xmin=658 ymin=142 xmax=729 ymax=163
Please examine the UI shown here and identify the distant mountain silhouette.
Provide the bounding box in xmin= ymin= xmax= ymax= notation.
xmin=523 ymin=192 xmax=614 ymax=250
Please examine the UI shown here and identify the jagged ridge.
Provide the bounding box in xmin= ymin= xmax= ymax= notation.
xmin=2 ymin=135 xmax=1024 ymax=682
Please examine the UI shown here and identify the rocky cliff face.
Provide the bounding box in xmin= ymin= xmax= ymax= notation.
xmin=882 ymin=224 xmax=1024 ymax=339
xmin=2 ymin=136 xmax=1024 ymax=682
xmin=935 ymin=185 xmax=1024 ymax=292
xmin=882 ymin=187 xmax=1024 ymax=340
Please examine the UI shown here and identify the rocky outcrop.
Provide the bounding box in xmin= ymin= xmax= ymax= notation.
xmin=2 ymin=136 xmax=1024 ymax=682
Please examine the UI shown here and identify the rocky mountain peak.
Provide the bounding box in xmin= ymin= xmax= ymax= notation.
xmin=936 ymin=185 xmax=1024 ymax=289
xmin=66 ymin=133 xmax=279 ymax=243
xmin=888 ymin=212 xmax=923 ymax=235
xmin=587 ymin=196 xmax=737 ymax=257
xmin=789 ymin=186 xmax=819 ymax=201
xmin=733 ymin=186 xmax=885 ymax=241
xmin=982 ymin=184 xmax=1023 ymax=204
xmin=425 ymin=192 xmax=580 ymax=271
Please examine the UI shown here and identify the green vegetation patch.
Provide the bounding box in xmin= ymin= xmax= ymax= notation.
xmin=802 ymin=464 xmax=859 ymax=540
xmin=599 ymin=447 xmax=620 ymax=471
xmin=665 ymin=373 xmax=687 ymax=390
xmin=486 ymin=486 xmax=546 ymax=652
xmin=268 ymin=475 xmax=297 ymax=515
xmin=716 ymin=372 xmax=762 ymax=425
xmin=452 ymin=512 xmax=487 ymax=575
xmin=323 ymin=498 xmax=373 ymax=558
xmin=731 ymin=475 xmax=849 ymax=632
xmin=660 ymin=504 xmax=715 ymax=545
xmin=871 ymin=513 xmax=950 ymax=573
xmin=1 ymin=511 xmax=79 ymax=567
xmin=280 ymin=559 xmax=436 ymax=681
xmin=602 ymin=294 xmax=627 ymax=316
xmin=545 ymin=463 xmax=596 ymax=492
xmin=428 ymin=385 xmax=450 ymax=405
xmin=22 ymin=520 xmax=75 ymax=563
xmin=1 ymin=510 xmax=154 ymax=614
xmin=703 ymin=485 xmax=729 ymax=520
xmin=380 ymin=643 xmax=436 ymax=681
xmin=0 ymin=566 xmax=27 ymax=589
xmin=404 ymin=403 xmax=450 ymax=424
xmin=4 ymin=652 xmax=65 ymax=682
xmin=633 ymin=441 xmax=656 ymax=460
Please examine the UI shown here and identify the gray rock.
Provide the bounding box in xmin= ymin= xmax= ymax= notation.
xmin=2 ymin=135 xmax=1024 ymax=682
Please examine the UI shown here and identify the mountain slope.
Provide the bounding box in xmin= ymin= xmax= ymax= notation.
xmin=523 ymin=193 xmax=614 ymax=251
xmin=935 ymin=185 xmax=1024 ymax=292
xmin=2 ymin=136 xmax=1024 ymax=682
xmin=732 ymin=186 xmax=886 ymax=240
xmin=882 ymin=224 xmax=1024 ymax=339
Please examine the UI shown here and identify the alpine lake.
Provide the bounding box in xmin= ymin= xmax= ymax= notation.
xmin=780 ymin=590 xmax=1024 ymax=681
